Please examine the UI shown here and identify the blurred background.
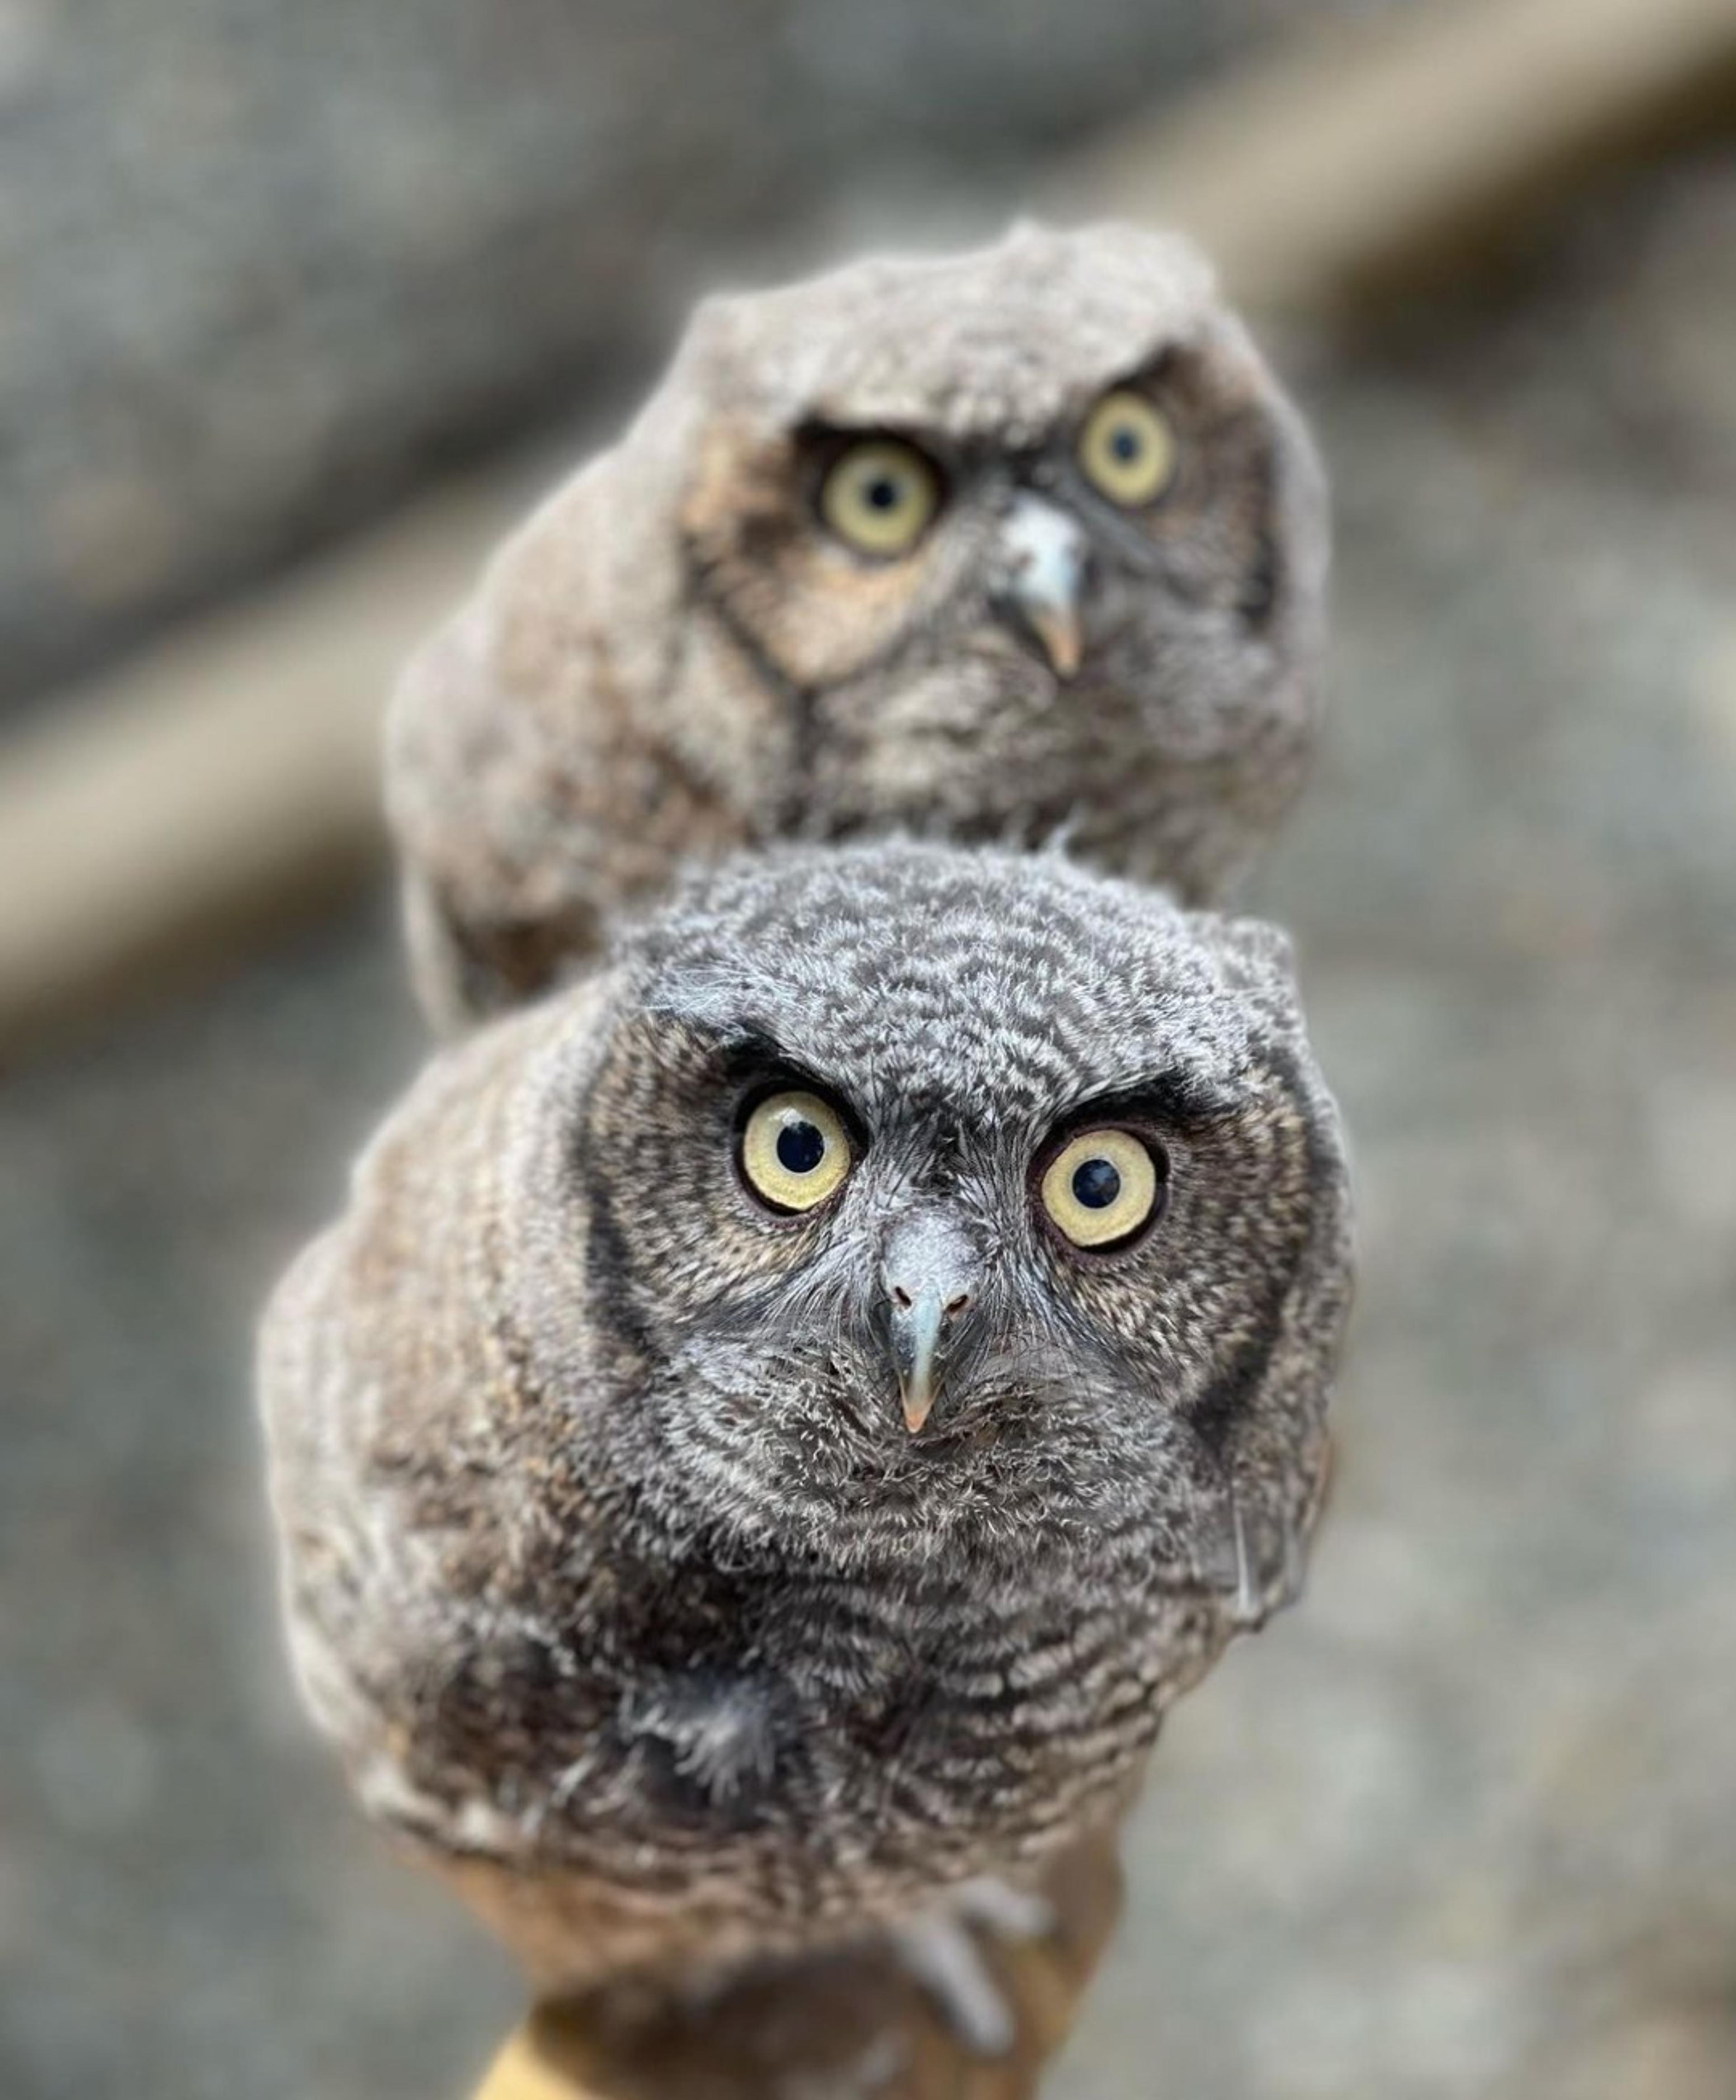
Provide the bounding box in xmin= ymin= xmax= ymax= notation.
xmin=3 ymin=2 xmax=1736 ymax=2095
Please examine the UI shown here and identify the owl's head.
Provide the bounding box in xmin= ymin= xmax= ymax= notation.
xmin=660 ymin=221 xmax=1327 ymax=877
xmin=500 ymin=840 xmax=1350 ymax=1594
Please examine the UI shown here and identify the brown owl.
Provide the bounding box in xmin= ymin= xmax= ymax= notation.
xmin=260 ymin=840 xmax=1352 ymax=2048
xmin=387 ymin=220 xmax=1330 ymax=1030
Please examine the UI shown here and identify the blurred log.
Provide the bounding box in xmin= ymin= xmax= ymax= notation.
xmin=1 ymin=0 xmax=1734 ymax=1056
xmin=470 ymin=1831 xmax=1123 ymax=2100
xmin=1064 ymin=0 xmax=1736 ymax=317
xmin=0 ymin=479 xmax=525 ymax=1059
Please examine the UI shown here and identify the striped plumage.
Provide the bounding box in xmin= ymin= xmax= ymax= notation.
xmin=260 ymin=839 xmax=1351 ymax=1999
xmin=387 ymin=220 xmax=1330 ymax=1032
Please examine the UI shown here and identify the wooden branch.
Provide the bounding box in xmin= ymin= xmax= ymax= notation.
xmin=470 ymin=1831 xmax=1123 ymax=2100
xmin=2 ymin=0 xmax=1732 ymax=1058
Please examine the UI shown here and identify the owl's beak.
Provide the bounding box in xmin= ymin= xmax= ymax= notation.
xmin=881 ymin=1213 xmax=982 ymax=1435
xmin=890 ymin=1289 xmax=950 ymax=1434
xmin=996 ymin=494 xmax=1088 ymax=681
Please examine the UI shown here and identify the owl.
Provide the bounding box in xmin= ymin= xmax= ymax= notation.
xmin=260 ymin=839 xmax=1351 ymax=2048
xmin=387 ymin=219 xmax=1329 ymax=1030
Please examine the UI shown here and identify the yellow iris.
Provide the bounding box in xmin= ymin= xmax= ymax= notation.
xmin=739 ymin=1090 xmax=854 ymax=1213
xmin=818 ymin=439 xmax=939 ymax=557
xmin=1077 ymin=389 xmax=1177 ymax=508
xmin=1040 ymin=1128 xmax=1161 ymax=1249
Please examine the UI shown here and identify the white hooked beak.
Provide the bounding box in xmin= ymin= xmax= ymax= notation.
xmin=996 ymin=494 xmax=1089 ymax=681
xmin=882 ymin=1211 xmax=982 ymax=1435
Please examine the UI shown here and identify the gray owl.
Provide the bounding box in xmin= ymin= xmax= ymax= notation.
xmin=387 ymin=221 xmax=1330 ymax=1031
xmin=260 ymin=840 xmax=1351 ymax=2047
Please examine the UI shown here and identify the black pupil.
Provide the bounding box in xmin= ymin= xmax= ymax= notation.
xmin=1110 ymin=426 xmax=1141 ymax=463
xmin=865 ymin=475 xmax=900 ymax=511
xmin=777 ymin=1118 xmax=826 ymax=1175
xmin=1072 ymin=1157 xmax=1122 ymax=1210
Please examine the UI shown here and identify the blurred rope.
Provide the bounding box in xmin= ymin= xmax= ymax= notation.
xmin=1 ymin=0 xmax=1733 ymax=1056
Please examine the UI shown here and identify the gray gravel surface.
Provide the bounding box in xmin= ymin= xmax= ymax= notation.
xmin=5 ymin=142 xmax=1736 ymax=2100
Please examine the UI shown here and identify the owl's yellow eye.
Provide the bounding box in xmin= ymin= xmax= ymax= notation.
xmin=1077 ymin=390 xmax=1177 ymax=509
xmin=818 ymin=439 xmax=939 ymax=558
xmin=739 ymin=1090 xmax=854 ymax=1214
xmin=1039 ymin=1128 xmax=1164 ymax=1249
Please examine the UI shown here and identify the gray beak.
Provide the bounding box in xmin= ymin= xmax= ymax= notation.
xmin=996 ymin=493 xmax=1089 ymax=681
xmin=881 ymin=1212 xmax=982 ymax=1435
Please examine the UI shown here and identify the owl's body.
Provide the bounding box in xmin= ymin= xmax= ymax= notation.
xmin=389 ymin=222 xmax=1329 ymax=1030
xmin=262 ymin=841 xmax=1351 ymax=2004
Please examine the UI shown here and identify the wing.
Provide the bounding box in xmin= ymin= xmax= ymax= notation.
xmin=386 ymin=448 xmax=727 ymax=1030
xmin=258 ymin=992 xmax=606 ymax=1836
